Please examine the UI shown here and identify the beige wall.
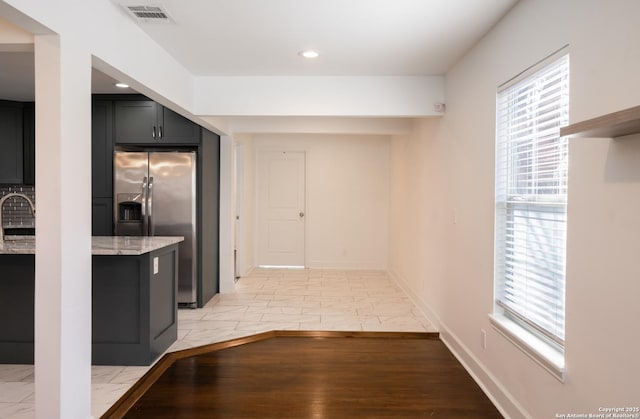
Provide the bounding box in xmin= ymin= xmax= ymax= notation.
xmin=389 ymin=0 xmax=640 ymax=417
xmin=249 ymin=133 xmax=390 ymax=270
xmin=389 ymin=118 xmax=449 ymax=325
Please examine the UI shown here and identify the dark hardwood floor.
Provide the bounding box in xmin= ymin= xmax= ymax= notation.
xmin=103 ymin=331 xmax=503 ymax=418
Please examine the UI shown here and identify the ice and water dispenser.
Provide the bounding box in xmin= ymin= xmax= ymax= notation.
xmin=115 ymin=193 xmax=144 ymax=235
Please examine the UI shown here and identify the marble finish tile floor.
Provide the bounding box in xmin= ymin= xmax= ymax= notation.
xmin=0 ymin=268 xmax=436 ymax=418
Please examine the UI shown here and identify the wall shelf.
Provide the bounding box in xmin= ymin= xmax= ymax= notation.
xmin=560 ymin=105 xmax=640 ymax=139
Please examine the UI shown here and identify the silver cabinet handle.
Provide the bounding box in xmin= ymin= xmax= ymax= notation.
xmin=148 ymin=176 xmax=155 ymax=236
xmin=299 ymin=211 xmax=305 ymax=218
xmin=142 ymin=177 xmax=148 ymax=236
xmin=158 ymin=126 xmax=163 ymax=139
xmin=152 ymin=126 xmax=156 ymax=139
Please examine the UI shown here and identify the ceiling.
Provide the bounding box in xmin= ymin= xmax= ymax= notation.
xmin=0 ymin=52 xmax=137 ymax=101
xmin=115 ymin=0 xmax=518 ymax=76
xmin=0 ymin=51 xmax=34 ymax=101
xmin=0 ymin=0 xmax=518 ymax=101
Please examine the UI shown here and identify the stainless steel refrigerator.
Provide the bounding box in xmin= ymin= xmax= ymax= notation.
xmin=114 ymin=151 xmax=197 ymax=306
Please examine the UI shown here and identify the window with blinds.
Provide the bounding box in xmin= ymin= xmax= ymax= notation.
xmin=494 ymin=51 xmax=569 ymax=351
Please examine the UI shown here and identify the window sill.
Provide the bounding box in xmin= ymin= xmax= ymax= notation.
xmin=489 ymin=313 xmax=565 ymax=382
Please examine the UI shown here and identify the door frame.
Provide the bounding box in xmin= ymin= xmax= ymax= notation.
xmin=254 ymin=147 xmax=307 ymax=268
xmin=234 ymin=142 xmax=245 ymax=279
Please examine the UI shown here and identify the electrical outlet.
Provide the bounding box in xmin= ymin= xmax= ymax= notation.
xmin=153 ymin=257 xmax=159 ymax=275
xmin=481 ymin=329 xmax=487 ymax=349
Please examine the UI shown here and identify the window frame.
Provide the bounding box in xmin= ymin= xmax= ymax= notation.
xmin=492 ymin=46 xmax=570 ymax=382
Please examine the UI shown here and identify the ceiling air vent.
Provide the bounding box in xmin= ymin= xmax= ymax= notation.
xmin=124 ymin=5 xmax=173 ymax=24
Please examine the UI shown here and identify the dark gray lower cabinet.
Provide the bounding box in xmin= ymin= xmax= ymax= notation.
xmin=92 ymin=244 xmax=178 ymax=365
xmin=0 ymin=255 xmax=34 ymax=364
xmin=0 ymin=244 xmax=178 ymax=366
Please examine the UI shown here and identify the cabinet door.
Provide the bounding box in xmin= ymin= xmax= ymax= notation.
xmin=92 ymin=100 xmax=114 ymax=198
xmin=159 ymin=106 xmax=200 ymax=144
xmin=114 ymin=100 xmax=157 ymax=144
xmin=0 ymin=101 xmax=24 ymax=184
xmin=92 ymin=197 xmax=113 ymax=236
xmin=22 ymin=103 xmax=35 ymax=185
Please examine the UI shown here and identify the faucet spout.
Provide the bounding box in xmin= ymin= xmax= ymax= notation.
xmin=0 ymin=193 xmax=36 ymax=242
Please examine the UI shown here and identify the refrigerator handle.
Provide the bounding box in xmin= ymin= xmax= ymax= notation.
xmin=148 ymin=176 xmax=155 ymax=236
xmin=142 ymin=176 xmax=148 ymax=236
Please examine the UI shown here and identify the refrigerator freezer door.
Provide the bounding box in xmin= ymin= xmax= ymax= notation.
xmin=149 ymin=152 xmax=197 ymax=305
xmin=114 ymin=152 xmax=149 ymax=236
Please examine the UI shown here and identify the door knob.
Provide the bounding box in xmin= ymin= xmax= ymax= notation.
xmin=299 ymin=211 xmax=305 ymax=218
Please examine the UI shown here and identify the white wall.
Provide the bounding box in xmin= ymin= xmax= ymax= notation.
xmin=194 ymin=76 xmax=445 ymax=117
xmin=389 ymin=0 xmax=640 ymax=417
xmin=252 ymin=134 xmax=390 ymax=270
xmin=0 ymin=15 xmax=31 ymax=44
xmin=227 ymin=116 xmax=414 ymax=136
xmin=34 ymin=34 xmax=93 ymax=419
xmin=389 ymin=118 xmax=448 ymax=327
xmin=2 ymin=0 xmax=196 ymax=121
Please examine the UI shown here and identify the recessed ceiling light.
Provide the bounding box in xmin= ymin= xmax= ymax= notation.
xmin=115 ymin=83 xmax=130 ymax=88
xmin=299 ymin=50 xmax=319 ymax=59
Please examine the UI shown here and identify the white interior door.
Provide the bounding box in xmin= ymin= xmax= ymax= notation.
xmin=257 ymin=150 xmax=306 ymax=267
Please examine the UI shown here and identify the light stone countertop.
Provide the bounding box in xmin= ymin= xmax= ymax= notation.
xmin=0 ymin=236 xmax=184 ymax=255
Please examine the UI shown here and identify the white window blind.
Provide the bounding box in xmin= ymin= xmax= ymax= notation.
xmin=495 ymin=52 xmax=569 ymax=349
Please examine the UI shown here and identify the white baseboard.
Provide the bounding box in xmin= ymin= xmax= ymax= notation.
xmin=240 ymin=265 xmax=255 ymax=277
xmin=440 ymin=326 xmax=531 ymax=419
xmin=388 ymin=269 xmax=529 ymax=419
xmin=306 ymin=260 xmax=387 ymax=270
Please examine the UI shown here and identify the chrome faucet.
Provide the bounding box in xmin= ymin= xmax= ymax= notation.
xmin=0 ymin=193 xmax=36 ymax=242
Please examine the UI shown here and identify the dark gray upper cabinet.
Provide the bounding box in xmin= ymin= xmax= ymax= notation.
xmin=22 ymin=103 xmax=35 ymax=185
xmin=114 ymin=100 xmax=199 ymax=145
xmin=0 ymin=100 xmax=24 ymax=184
xmin=92 ymin=100 xmax=114 ymax=236
xmin=160 ymin=106 xmax=200 ymax=143
xmin=114 ymin=100 xmax=156 ymax=144
xmin=92 ymin=100 xmax=114 ymax=198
